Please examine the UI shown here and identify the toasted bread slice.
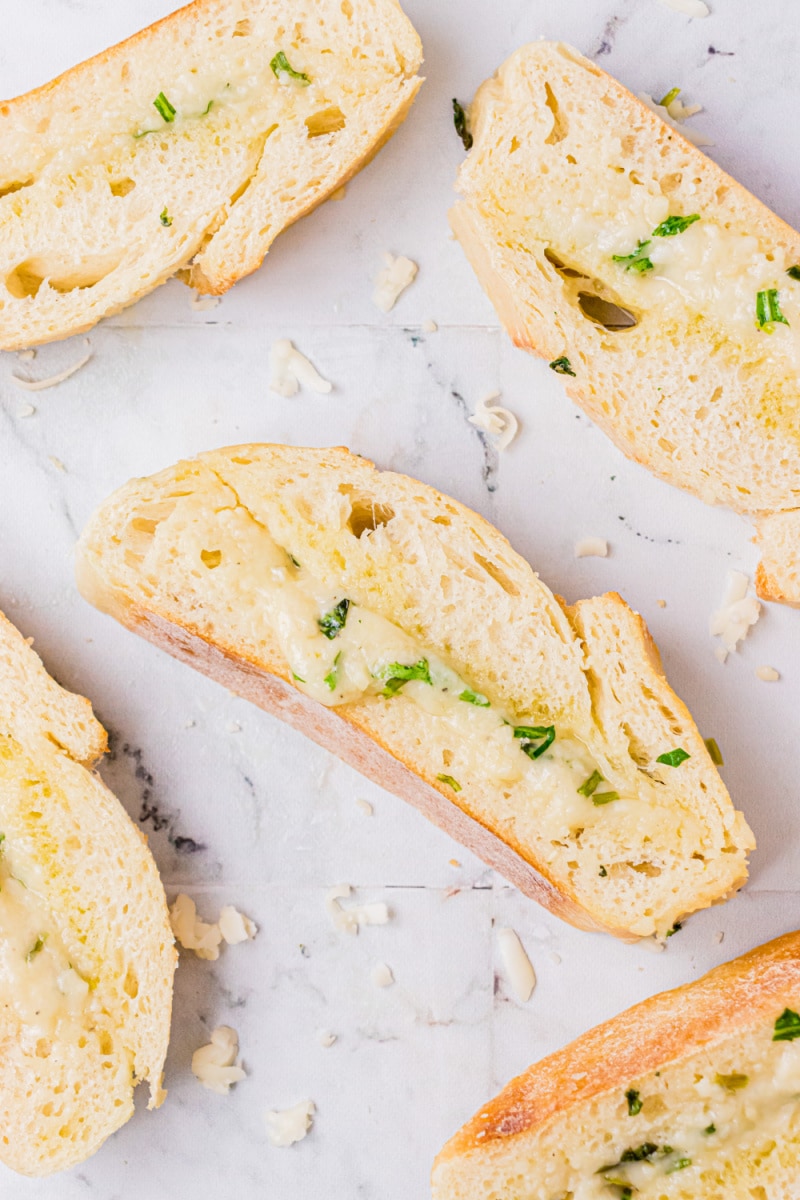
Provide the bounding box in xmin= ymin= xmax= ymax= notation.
xmin=0 ymin=612 xmax=175 ymax=1175
xmin=451 ymin=41 xmax=800 ymax=606
xmin=0 ymin=0 xmax=422 ymax=349
xmin=433 ymin=931 xmax=800 ymax=1200
xmin=76 ymin=444 xmax=753 ymax=941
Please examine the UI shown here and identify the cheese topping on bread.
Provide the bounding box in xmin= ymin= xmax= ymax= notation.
xmin=76 ymin=445 xmax=754 ymax=941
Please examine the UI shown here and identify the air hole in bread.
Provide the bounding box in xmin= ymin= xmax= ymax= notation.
xmin=306 ymin=106 xmax=346 ymax=137
xmin=442 ymin=749 xmax=453 ymax=767
xmin=661 ymin=171 xmax=683 ymax=194
xmin=344 ymin=493 xmax=395 ymax=538
xmin=200 ymin=549 xmax=222 ymax=569
xmin=109 ymin=177 xmax=136 ymax=198
xmin=35 ymin=1038 xmax=52 ymax=1059
xmin=131 ymin=518 xmax=158 ymax=536
xmin=577 ymin=291 xmax=638 ymax=331
xmin=544 ymin=248 xmax=587 ymax=280
xmin=509 ymin=136 xmax=520 ymax=153
xmin=230 ymin=457 xmax=253 ymax=466
xmin=473 ymin=553 xmax=519 ymax=596
xmin=7 ymin=254 xmax=122 ymax=298
xmin=6 ymin=263 xmax=45 ymax=299
xmin=432 ymin=516 xmax=451 ymax=526
xmin=0 ymin=179 xmax=32 ymax=199
xmin=232 ymin=17 xmax=251 ymax=35
xmin=629 ymin=861 xmax=662 ymax=877
xmin=543 ymin=82 xmax=567 ymax=144
xmin=98 ymin=1032 xmax=113 ymax=1056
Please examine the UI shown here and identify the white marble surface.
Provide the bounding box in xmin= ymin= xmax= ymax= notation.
xmin=2 ymin=0 xmax=800 ymax=1196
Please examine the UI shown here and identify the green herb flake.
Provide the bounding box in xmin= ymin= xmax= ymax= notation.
xmin=666 ymin=922 xmax=682 ymax=937
xmin=513 ymin=724 xmax=556 ymax=760
xmin=666 ymin=1158 xmax=692 ymax=1174
xmin=656 ymin=747 xmax=690 ymax=768
xmin=703 ymin=1124 xmax=716 ymax=1136
xmin=201 ymin=99 xmax=214 ymax=116
xmin=379 ymin=658 xmax=433 ymax=696
xmin=153 ymin=91 xmax=177 ymax=122
xmin=652 ymin=214 xmax=700 ymax=237
xmin=592 ymin=790 xmax=619 ymax=806
xmin=773 ymin=1007 xmax=800 ymax=1042
xmin=756 ymin=288 xmax=789 ymax=331
xmin=704 ymin=737 xmax=724 ymax=766
xmin=452 ymin=99 xmax=473 ymax=151
xmin=323 ymin=652 xmax=341 ymax=692
xmin=625 ymin=1088 xmax=642 ymax=1116
xmin=318 ymin=598 xmax=350 ymax=640
xmin=715 ymin=1072 xmax=749 ymax=1091
xmin=437 ymin=774 xmax=462 ymax=793
xmin=549 ymin=356 xmax=576 ymax=376
xmin=577 ymin=769 xmax=604 ymax=797
xmin=459 ymin=688 xmax=490 ymax=707
xmin=270 ymin=51 xmax=311 ymax=86
xmin=26 ymin=934 xmax=46 ymax=962
xmin=598 ymin=865 xmax=608 ymax=877
xmin=291 ymin=671 xmax=306 ymax=683
xmin=0 ymin=832 xmax=5 ymax=854
xmin=658 ymin=86 xmax=681 ymax=108
xmin=160 ymin=208 xmax=172 ymax=227
xmin=612 ymin=239 xmax=654 ymax=274
xmin=787 ymin=266 xmax=800 ymax=281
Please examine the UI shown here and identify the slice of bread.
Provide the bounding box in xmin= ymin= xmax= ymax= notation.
xmin=451 ymin=42 xmax=800 ymax=606
xmin=433 ymin=931 xmax=800 ymax=1200
xmin=0 ymin=611 xmax=175 ymax=1175
xmin=0 ymin=0 xmax=422 ymax=349
xmin=75 ymin=444 xmax=753 ymax=941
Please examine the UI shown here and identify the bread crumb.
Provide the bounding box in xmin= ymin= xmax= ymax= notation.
xmin=325 ymin=884 xmax=390 ymax=935
xmin=269 ymin=338 xmax=332 ymax=397
xmin=657 ymin=599 xmax=667 ymax=608
xmin=373 ymin=253 xmax=418 ymax=312
xmin=421 ymin=318 xmax=438 ymax=333
xmin=189 ymin=292 xmax=221 ymax=312
xmin=13 ymin=350 xmax=92 ymax=391
xmin=371 ymin=961 xmax=395 ymax=988
xmin=638 ymin=91 xmax=713 ymax=147
xmin=318 ymin=1030 xmax=337 ymax=1048
xmin=659 ymin=0 xmax=710 ymax=15
xmin=218 ymin=905 xmax=258 ymax=945
xmin=329 ymin=185 xmax=347 ymax=201
xmin=468 ymin=390 xmax=519 ymax=451
xmin=266 ymin=1100 xmax=315 ymax=1147
xmin=355 ymin=798 xmax=374 ymax=816
xmin=755 ymin=665 xmax=780 ymax=682
xmin=497 ymin=927 xmax=536 ymax=1002
xmin=574 ymin=537 xmax=609 ymax=559
xmin=17 ymin=404 xmax=35 ymax=418
xmin=449 ymin=858 xmax=461 ymax=868
xmin=191 ymin=1026 xmax=246 ymax=1094
xmin=49 ymin=456 xmax=67 ymax=473
xmin=710 ymin=570 xmax=761 ymax=660
xmin=714 ymin=931 xmax=725 ymax=944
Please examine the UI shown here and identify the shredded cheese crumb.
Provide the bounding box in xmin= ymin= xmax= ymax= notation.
xmin=355 ymin=798 xmax=374 ymax=816
xmin=710 ymin=570 xmax=761 ymax=661
xmin=329 ymin=185 xmax=347 ymax=201
xmin=325 ymin=884 xmax=390 ymax=935
xmin=371 ymin=961 xmax=395 ymax=988
xmin=49 ymin=456 xmax=67 ymax=473
xmin=12 ymin=350 xmax=92 ymax=391
xmin=170 ymin=894 xmax=256 ymax=959
xmin=17 ymin=404 xmax=35 ymax=418
xmin=191 ymin=1026 xmax=247 ymax=1094
xmin=659 ymin=0 xmax=710 ymax=15
xmin=218 ymin=905 xmax=258 ymax=945
xmin=269 ymin=338 xmax=333 ymax=397
xmin=468 ymin=390 xmax=519 ymax=451
xmin=497 ymin=927 xmax=537 ymax=1002
xmin=421 ymin=318 xmax=438 ymax=333
xmin=318 ymin=1030 xmax=337 ymax=1048
xmin=266 ymin=1100 xmax=315 ymax=1147
xmin=657 ymin=599 xmax=667 ymax=608
xmin=574 ymin=537 xmax=609 ymax=559
xmin=372 ymin=253 xmax=418 ymax=312
xmin=639 ymin=92 xmax=713 ymax=147
xmin=755 ymin=665 xmax=780 ymax=682
xmin=189 ymin=291 xmax=221 ymax=312
xmin=17 ymin=349 xmax=35 ymax=362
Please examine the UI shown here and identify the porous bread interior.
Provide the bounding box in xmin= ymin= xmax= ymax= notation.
xmin=451 ymin=40 xmax=800 ymax=603
xmin=0 ymin=0 xmax=422 ymax=348
xmin=433 ymin=932 xmax=800 ymax=1200
xmin=0 ymin=619 xmax=174 ymax=1176
xmin=76 ymin=444 xmax=753 ymax=940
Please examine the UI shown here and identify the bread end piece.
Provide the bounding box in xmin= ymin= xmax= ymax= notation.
xmin=754 ymin=511 xmax=800 ymax=606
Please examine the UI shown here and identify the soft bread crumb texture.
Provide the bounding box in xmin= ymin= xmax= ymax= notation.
xmin=0 ymin=0 xmax=423 ymax=349
xmin=433 ymin=931 xmax=800 ymax=1200
xmin=0 ymin=614 xmax=175 ymax=1177
xmin=76 ymin=444 xmax=753 ymax=941
xmin=451 ymin=41 xmax=800 ymax=604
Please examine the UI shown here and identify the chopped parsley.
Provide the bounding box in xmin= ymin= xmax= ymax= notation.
xmin=459 ymin=688 xmax=490 ymax=706
xmin=612 ymin=239 xmax=654 ymax=274
xmin=652 ymin=214 xmax=700 ymax=237
xmin=625 ymin=1088 xmax=642 ymax=1116
xmin=598 ymin=865 xmax=608 ymax=877
xmin=452 ymin=99 xmax=473 ymax=151
xmin=665 ymin=922 xmax=682 ymax=937
xmin=291 ymin=671 xmax=306 ymax=683
xmin=656 ymin=747 xmax=690 ymax=767
xmin=658 ymin=86 xmax=681 ymax=108
xmin=704 ymin=737 xmax=724 ymax=766
xmin=513 ymin=724 xmax=555 ymax=759
xmin=270 ymin=51 xmax=311 ymax=86
xmin=201 ymin=99 xmax=214 ymax=116
xmin=318 ymin=598 xmax=350 ymax=639
xmin=756 ymin=288 xmax=789 ymax=331
xmin=600 ymin=1143 xmax=660 ymax=1172
xmin=715 ymin=1072 xmax=748 ymax=1090
xmin=153 ymin=91 xmax=177 ymax=122
xmin=592 ymin=790 xmax=619 ymax=806
xmin=577 ymin=769 xmax=604 ymax=797
xmin=549 ymin=356 xmax=576 ymax=376
xmin=26 ymin=934 xmax=46 ymax=962
xmin=773 ymin=1007 xmax=800 ymax=1042
xmin=0 ymin=832 xmax=5 ymax=854
xmin=160 ymin=208 xmax=172 ymax=227
xmin=324 ymin=652 xmax=341 ymax=692
xmin=665 ymin=1158 xmax=692 ymax=1174
xmin=437 ymin=774 xmax=462 ymax=792
xmin=787 ymin=265 xmax=800 ymax=281
xmin=379 ymin=658 xmax=433 ymax=696
xmin=703 ymin=1124 xmax=716 ymax=1136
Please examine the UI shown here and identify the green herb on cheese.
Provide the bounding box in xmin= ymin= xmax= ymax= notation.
xmin=153 ymin=91 xmax=177 ymax=122
xmin=578 ymin=769 xmax=604 ymax=797
xmin=452 ymin=99 xmax=473 ymax=151
xmin=704 ymin=1124 xmax=716 ymax=1135
xmin=773 ymin=1007 xmax=800 ymax=1042
xmin=715 ymin=1072 xmax=749 ymax=1091
xmin=160 ymin=208 xmax=172 ymax=227
xmin=612 ymin=239 xmax=654 ymax=274
xmin=201 ymin=99 xmax=214 ymax=116
xmin=291 ymin=671 xmax=306 ymax=683
xmin=549 ymin=356 xmax=576 ymax=376
xmin=0 ymin=832 xmax=5 ymax=854
xmin=787 ymin=266 xmax=800 ymax=281
xmin=324 ymin=652 xmax=341 ymax=692
xmin=513 ymin=724 xmax=556 ymax=759
xmin=270 ymin=51 xmax=311 ymax=86
xmin=625 ymin=1088 xmax=642 ymax=1116
xmin=379 ymin=658 xmax=433 ymax=696
xmin=592 ymin=791 xmax=620 ymax=806
xmin=656 ymin=747 xmax=690 ymax=767
xmin=459 ymin=688 xmax=490 ymax=706
xmin=666 ymin=922 xmax=682 ymax=937
xmin=665 ymin=1158 xmax=692 ymax=1174
xmin=318 ymin=598 xmax=350 ymax=640
xmin=658 ymin=86 xmax=681 ymax=108
xmin=26 ymin=934 xmax=47 ymax=962
xmin=652 ymin=214 xmax=700 ymax=237
xmin=437 ymin=774 xmax=462 ymax=792
xmin=599 ymin=865 xmax=608 ymax=877
xmin=704 ymin=737 xmax=724 ymax=765
xmin=756 ymin=288 xmax=789 ymax=331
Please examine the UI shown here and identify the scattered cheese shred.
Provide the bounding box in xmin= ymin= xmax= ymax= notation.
xmin=269 ymin=338 xmax=333 ymax=397
xmin=329 ymin=185 xmax=347 ymax=201
xmin=372 ymin=253 xmax=418 ymax=312
xmin=421 ymin=318 xmax=438 ymax=333
xmin=12 ymin=350 xmax=91 ymax=391
xmin=371 ymin=961 xmax=395 ymax=988
xmin=318 ymin=1030 xmax=337 ymax=1048
xmin=189 ymin=291 xmax=221 ymax=312
xmin=218 ymin=905 xmax=258 ymax=945
xmin=170 ymin=894 xmax=257 ymax=959
xmin=709 ymin=571 xmax=761 ymax=661
xmin=497 ymin=927 xmax=537 ymax=1002
xmin=574 ymin=537 xmax=609 ymax=559
xmin=639 ymin=92 xmax=713 ymax=147
xmin=266 ymin=1100 xmax=315 ymax=1147
xmin=17 ymin=404 xmax=35 ymax=418
xmin=17 ymin=349 xmax=35 ymax=362
xmin=191 ymin=1026 xmax=247 ymax=1094
xmin=325 ymin=884 xmax=390 ymax=935
xmin=756 ymin=665 xmax=780 ymax=682
xmin=659 ymin=0 xmax=710 ymax=14
xmin=355 ymin=798 xmax=374 ymax=816
xmin=468 ymin=390 xmax=519 ymax=451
